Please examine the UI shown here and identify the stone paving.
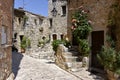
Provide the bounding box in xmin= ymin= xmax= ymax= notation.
xmin=12 ymin=52 xmax=81 ymax=80
xmin=12 ymin=52 xmax=104 ymax=80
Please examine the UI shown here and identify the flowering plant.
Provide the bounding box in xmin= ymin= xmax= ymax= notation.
xmin=71 ymin=6 xmax=92 ymax=56
xmin=71 ymin=8 xmax=92 ymax=39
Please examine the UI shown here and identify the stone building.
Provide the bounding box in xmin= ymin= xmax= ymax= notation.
xmin=67 ymin=0 xmax=120 ymax=72
xmin=0 ymin=0 xmax=14 ymax=80
xmin=13 ymin=9 xmax=54 ymax=59
xmin=13 ymin=9 xmax=50 ymax=52
xmin=48 ymin=0 xmax=68 ymax=41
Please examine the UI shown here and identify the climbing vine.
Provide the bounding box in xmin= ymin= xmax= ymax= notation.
xmin=71 ymin=6 xmax=92 ymax=56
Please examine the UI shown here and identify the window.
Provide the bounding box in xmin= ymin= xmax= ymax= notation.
xmin=18 ymin=18 xmax=21 ymax=24
xmin=52 ymin=0 xmax=56 ymax=3
xmin=1 ymin=26 xmax=7 ymax=45
xmin=62 ymin=5 xmax=66 ymax=16
xmin=34 ymin=19 xmax=37 ymax=25
xmin=20 ymin=35 xmax=24 ymax=42
xmin=61 ymin=34 xmax=64 ymax=40
xmin=39 ymin=18 xmax=43 ymax=25
xmin=49 ymin=18 xmax=53 ymax=28
xmin=14 ymin=33 xmax=17 ymax=39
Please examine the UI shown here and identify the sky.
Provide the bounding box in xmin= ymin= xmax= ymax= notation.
xmin=14 ymin=0 xmax=48 ymax=17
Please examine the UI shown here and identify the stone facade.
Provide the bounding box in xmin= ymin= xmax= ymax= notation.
xmin=67 ymin=0 xmax=115 ymax=42
xmin=13 ymin=9 xmax=54 ymax=60
xmin=48 ymin=0 xmax=68 ymax=41
xmin=0 ymin=0 xmax=14 ymax=80
xmin=14 ymin=9 xmax=49 ymax=52
xmin=67 ymin=0 xmax=118 ymax=72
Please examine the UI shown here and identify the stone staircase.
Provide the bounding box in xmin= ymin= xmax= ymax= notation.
xmin=64 ymin=46 xmax=82 ymax=72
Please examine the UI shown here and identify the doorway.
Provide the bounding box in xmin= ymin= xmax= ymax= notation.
xmin=52 ymin=34 xmax=57 ymax=40
xmin=91 ymin=31 xmax=104 ymax=71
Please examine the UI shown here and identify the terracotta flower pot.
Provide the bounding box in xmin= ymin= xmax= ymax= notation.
xmin=21 ymin=48 xmax=25 ymax=53
xmin=106 ymin=70 xmax=117 ymax=80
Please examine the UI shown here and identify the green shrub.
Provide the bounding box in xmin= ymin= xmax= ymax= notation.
xmin=97 ymin=46 xmax=120 ymax=75
xmin=71 ymin=8 xmax=92 ymax=57
xmin=79 ymin=39 xmax=90 ymax=56
xmin=37 ymin=40 xmax=45 ymax=47
xmin=21 ymin=36 xmax=31 ymax=49
xmin=97 ymin=46 xmax=116 ymax=71
xmin=52 ymin=40 xmax=64 ymax=52
xmin=52 ymin=40 xmax=71 ymax=52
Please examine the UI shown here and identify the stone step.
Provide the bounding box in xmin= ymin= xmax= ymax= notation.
xmin=65 ymin=62 xmax=82 ymax=71
xmin=69 ymin=46 xmax=78 ymax=51
xmin=64 ymin=56 xmax=79 ymax=62
xmin=63 ymin=51 xmax=79 ymax=56
xmin=70 ymin=51 xmax=80 ymax=56
xmin=72 ymin=62 xmax=82 ymax=69
xmin=63 ymin=52 xmax=72 ymax=56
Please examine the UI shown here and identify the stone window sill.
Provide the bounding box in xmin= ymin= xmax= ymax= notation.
xmin=1 ymin=44 xmax=12 ymax=48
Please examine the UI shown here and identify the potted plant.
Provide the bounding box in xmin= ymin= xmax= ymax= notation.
xmin=97 ymin=46 xmax=120 ymax=80
xmin=78 ymin=39 xmax=90 ymax=67
xmin=21 ymin=36 xmax=31 ymax=53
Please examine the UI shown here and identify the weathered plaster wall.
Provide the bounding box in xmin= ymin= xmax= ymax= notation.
xmin=0 ymin=0 xmax=14 ymax=80
xmin=113 ymin=0 xmax=120 ymax=50
xmin=67 ymin=0 xmax=115 ymax=43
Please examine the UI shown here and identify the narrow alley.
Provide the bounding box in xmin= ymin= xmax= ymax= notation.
xmin=12 ymin=52 xmax=81 ymax=80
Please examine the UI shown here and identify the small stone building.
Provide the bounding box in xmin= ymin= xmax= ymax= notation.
xmin=67 ymin=0 xmax=120 ymax=72
xmin=0 ymin=0 xmax=14 ymax=80
xmin=48 ymin=0 xmax=68 ymax=41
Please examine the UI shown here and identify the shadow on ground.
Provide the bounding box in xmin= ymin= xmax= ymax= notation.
xmin=12 ymin=51 xmax=23 ymax=79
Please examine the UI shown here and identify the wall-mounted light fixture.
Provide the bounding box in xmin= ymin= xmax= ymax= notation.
xmin=51 ymin=8 xmax=57 ymax=17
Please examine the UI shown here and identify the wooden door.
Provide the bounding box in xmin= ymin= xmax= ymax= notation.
xmin=91 ymin=31 xmax=104 ymax=70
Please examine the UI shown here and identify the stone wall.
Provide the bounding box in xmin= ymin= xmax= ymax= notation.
xmin=14 ymin=9 xmax=50 ymax=52
xmin=13 ymin=9 xmax=55 ymax=60
xmin=48 ymin=0 xmax=68 ymax=41
xmin=67 ymin=0 xmax=115 ymax=43
xmin=55 ymin=44 xmax=68 ymax=70
xmin=0 ymin=0 xmax=14 ymax=80
xmin=68 ymin=0 xmax=120 ymax=51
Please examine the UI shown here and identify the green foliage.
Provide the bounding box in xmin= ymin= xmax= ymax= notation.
xmin=23 ymin=15 xmax=28 ymax=26
xmin=37 ymin=37 xmax=50 ymax=47
xmin=114 ymin=52 xmax=120 ymax=74
xmin=97 ymin=46 xmax=116 ymax=71
xmin=21 ymin=36 xmax=31 ymax=49
xmin=97 ymin=46 xmax=120 ymax=75
xmin=79 ymin=39 xmax=90 ymax=56
xmin=111 ymin=2 xmax=120 ymax=11
xmin=52 ymin=40 xmax=71 ymax=52
xmin=37 ymin=40 xmax=45 ymax=47
xmin=72 ymin=11 xmax=92 ymax=39
xmin=106 ymin=35 xmax=115 ymax=48
xmin=63 ymin=40 xmax=71 ymax=48
xmin=71 ymin=9 xmax=92 ymax=57
xmin=52 ymin=40 xmax=64 ymax=52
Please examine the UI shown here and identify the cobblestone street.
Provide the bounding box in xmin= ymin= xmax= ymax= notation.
xmin=12 ymin=52 xmax=81 ymax=80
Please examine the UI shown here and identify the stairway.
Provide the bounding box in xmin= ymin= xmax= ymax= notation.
xmin=63 ymin=46 xmax=83 ymax=72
